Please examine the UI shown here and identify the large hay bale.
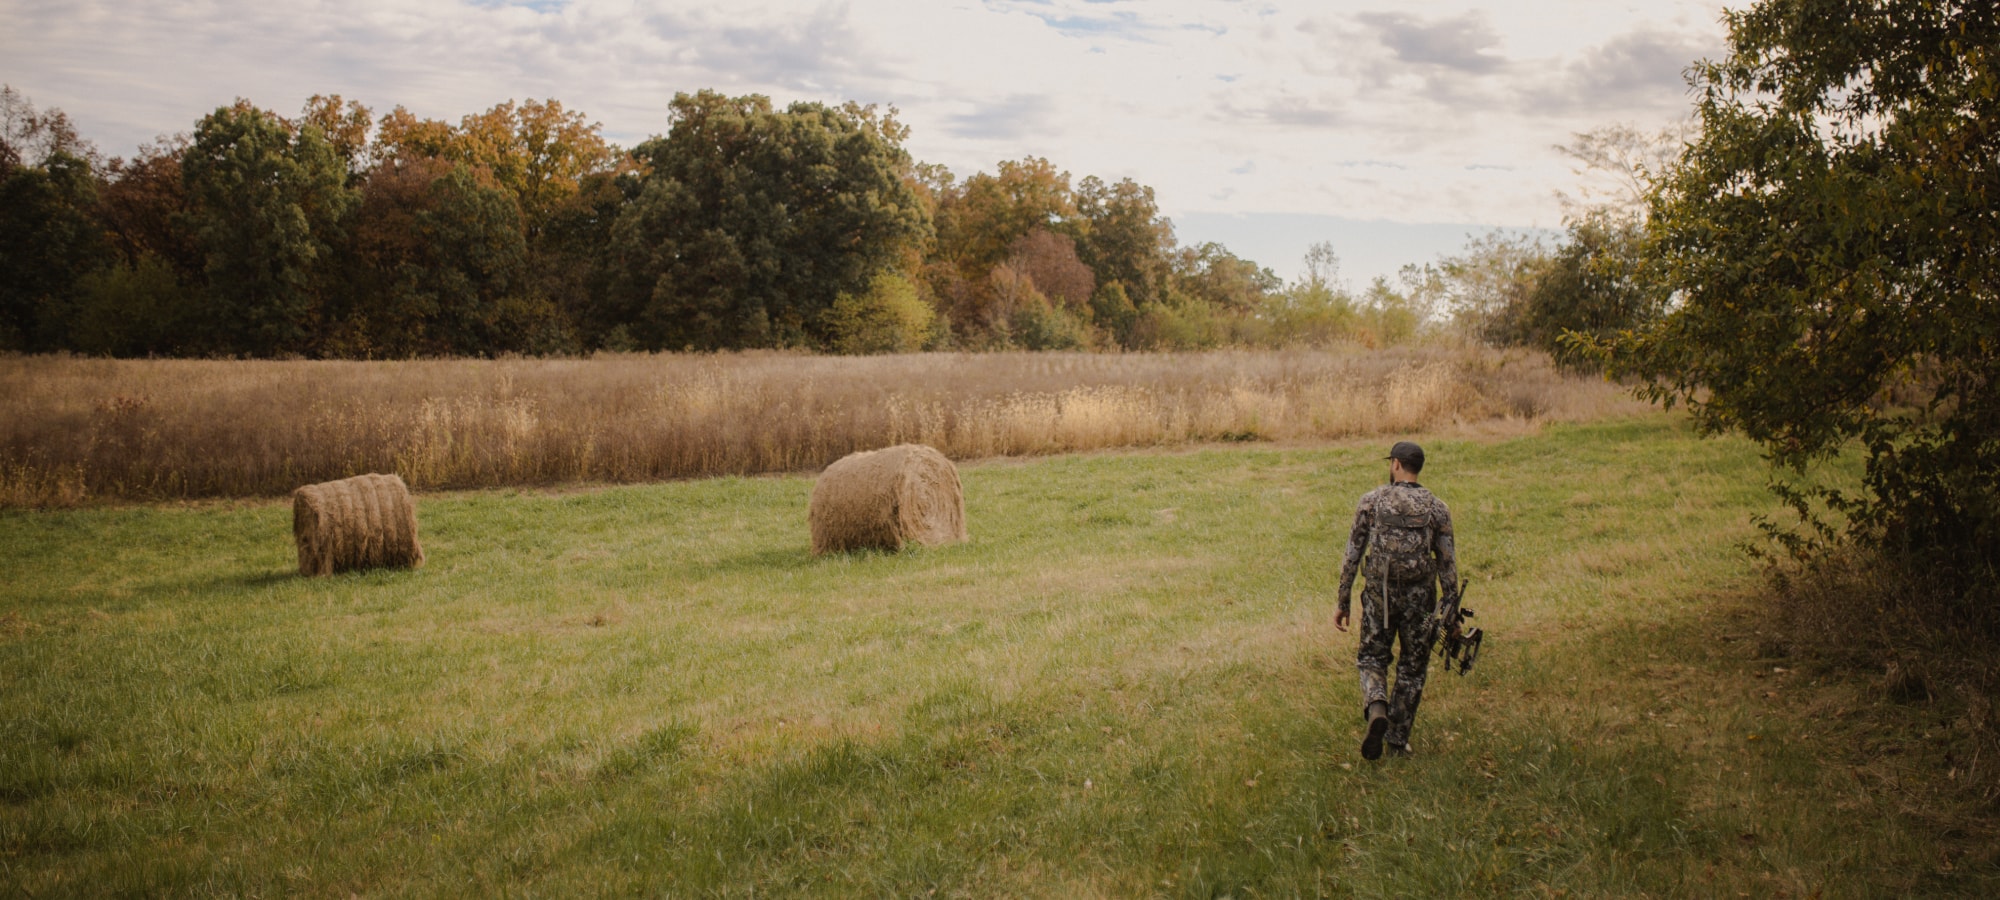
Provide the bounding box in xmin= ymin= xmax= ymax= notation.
xmin=809 ymin=444 xmax=967 ymax=555
xmin=292 ymin=473 xmax=425 ymax=576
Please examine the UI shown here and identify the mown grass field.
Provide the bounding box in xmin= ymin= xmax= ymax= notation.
xmin=2 ymin=415 xmax=1990 ymax=896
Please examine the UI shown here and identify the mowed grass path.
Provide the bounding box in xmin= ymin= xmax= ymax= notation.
xmin=1 ymin=416 xmax=1983 ymax=896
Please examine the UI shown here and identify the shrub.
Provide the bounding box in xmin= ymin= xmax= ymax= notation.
xmin=827 ymin=272 xmax=937 ymax=355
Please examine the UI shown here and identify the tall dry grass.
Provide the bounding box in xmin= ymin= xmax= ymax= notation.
xmin=0 ymin=345 xmax=1647 ymax=507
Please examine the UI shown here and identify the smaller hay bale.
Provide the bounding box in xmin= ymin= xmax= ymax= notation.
xmin=809 ymin=444 xmax=967 ymax=555
xmin=293 ymin=473 xmax=425 ymax=576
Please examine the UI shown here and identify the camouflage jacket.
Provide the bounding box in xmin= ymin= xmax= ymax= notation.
xmin=1337 ymin=481 xmax=1458 ymax=613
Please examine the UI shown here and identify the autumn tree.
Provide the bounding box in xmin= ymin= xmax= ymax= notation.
xmin=921 ymin=158 xmax=1082 ymax=345
xmin=373 ymin=98 xmax=628 ymax=339
xmin=333 ymin=157 xmax=565 ymax=356
xmin=1 ymin=85 xmax=97 ymax=170
xmin=606 ymin=91 xmax=930 ymax=350
xmin=1606 ymin=0 xmax=2000 ymax=588
xmin=97 ymin=136 xmax=199 ymax=276
xmin=937 ymin=158 xmax=1075 ymax=274
xmin=452 ymin=98 xmax=616 ymax=237
xmin=75 ymin=136 xmax=203 ymax=356
xmin=297 ymin=94 xmax=375 ymax=180
xmin=535 ymin=165 xmax=639 ymax=346
xmin=375 ymin=106 xmax=458 ymax=162
xmin=1005 ymin=229 xmax=1095 ymax=312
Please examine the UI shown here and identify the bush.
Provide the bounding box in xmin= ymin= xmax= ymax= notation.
xmin=68 ymin=254 xmax=195 ymax=356
xmin=826 ymin=272 xmax=936 ymax=355
xmin=1008 ymin=298 xmax=1091 ymax=351
xmin=1128 ymin=295 xmax=1225 ymax=350
xmin=1357 ymin=277 xmax=1427 ymax=347
xmin=1264 ymin=281 xmax=1357 ymax=347
xmin=1514 ymin=214 xmax=1663 ymax=370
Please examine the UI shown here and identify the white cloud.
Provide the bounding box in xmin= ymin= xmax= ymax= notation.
xmin=1357 ymin=11 xmax=1508 ymax=74
xmin=1 ymin=0 xmax=1729 ymax=276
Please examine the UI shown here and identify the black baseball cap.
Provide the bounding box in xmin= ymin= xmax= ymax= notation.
xmin=1385 ymin=441 xmax=1424 ymax=468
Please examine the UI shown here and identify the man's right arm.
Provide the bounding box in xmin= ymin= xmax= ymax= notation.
xmin=1432 ymin=505 xmax=1461 ymax=624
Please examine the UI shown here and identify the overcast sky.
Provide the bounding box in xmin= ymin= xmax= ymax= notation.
xmin=2 ymin=0 xmax=1731 ymax=284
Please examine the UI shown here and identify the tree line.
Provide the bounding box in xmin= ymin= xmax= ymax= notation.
xmin=3 ymin=87 xmax=1468 ymax=358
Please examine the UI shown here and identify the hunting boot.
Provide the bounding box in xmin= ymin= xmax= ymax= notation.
xmin=1361 ymin=700 xmax=1390 ymax=760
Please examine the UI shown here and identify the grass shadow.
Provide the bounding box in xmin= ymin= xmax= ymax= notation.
xmin=710 ymin=545 xmax=819 ymax=574
xmin=1544 ymin=590 xmax=2000 ymax=895
xmin=132 ymin=568 xmax=298 ymax=600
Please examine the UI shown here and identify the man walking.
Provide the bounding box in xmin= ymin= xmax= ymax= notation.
xmin=1334 ymin=441 xmax=1460 ymax=760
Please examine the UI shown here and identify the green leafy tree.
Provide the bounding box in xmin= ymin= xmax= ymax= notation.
xmin=0 ymin=87 xmax=109 ymax=351
xmin=608 ymin=91 xmax=930 ymax=350
xmin=1016 ymin=298 xmax=1096 ymax=348
xmin=1127 ymin=292 xmax=1226 ymax=350
xmin=1010 ymin=298 xmax=1091 ymax=350
xmin=0 ymin=152 xmax=107 ymax=351
xmin=181 ymin=101 xmax=356 ymax=355
xmin=1429 ymin=231 xmax=1552 ymax=342
xmin=1074 ymin=175 xmax=1175 ymax=313
xmin=1605 ymin=0 xmax=2000 ymax=582
xmin=537 ymin=166 xmax=640 ymax=347
xmin=1514 ymin=212 xmax=1665 ymax=369
xmin=1462 ymin=122 xmax=1683 ymax=366
xmin=1173 ymin=241 xmax=1281 ymax=315
xmin=1355 ymin=276 xmax=1427 ymax=347
xmin=1088 ymin=280 xmax=1139 ymax=344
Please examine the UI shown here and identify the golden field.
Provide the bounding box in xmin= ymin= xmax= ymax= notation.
xmin=0 ymin=346 xmax=1646 ymax=507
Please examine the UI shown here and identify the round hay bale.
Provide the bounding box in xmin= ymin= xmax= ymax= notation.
xmin=809 ymin=444 xmax=967 ymax=555
xmin=292 ymin=473 xmax=425 ymax=576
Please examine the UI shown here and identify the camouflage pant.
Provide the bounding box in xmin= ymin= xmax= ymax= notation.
xmin=1355 ymin=578 xmax=1439 ymax=748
